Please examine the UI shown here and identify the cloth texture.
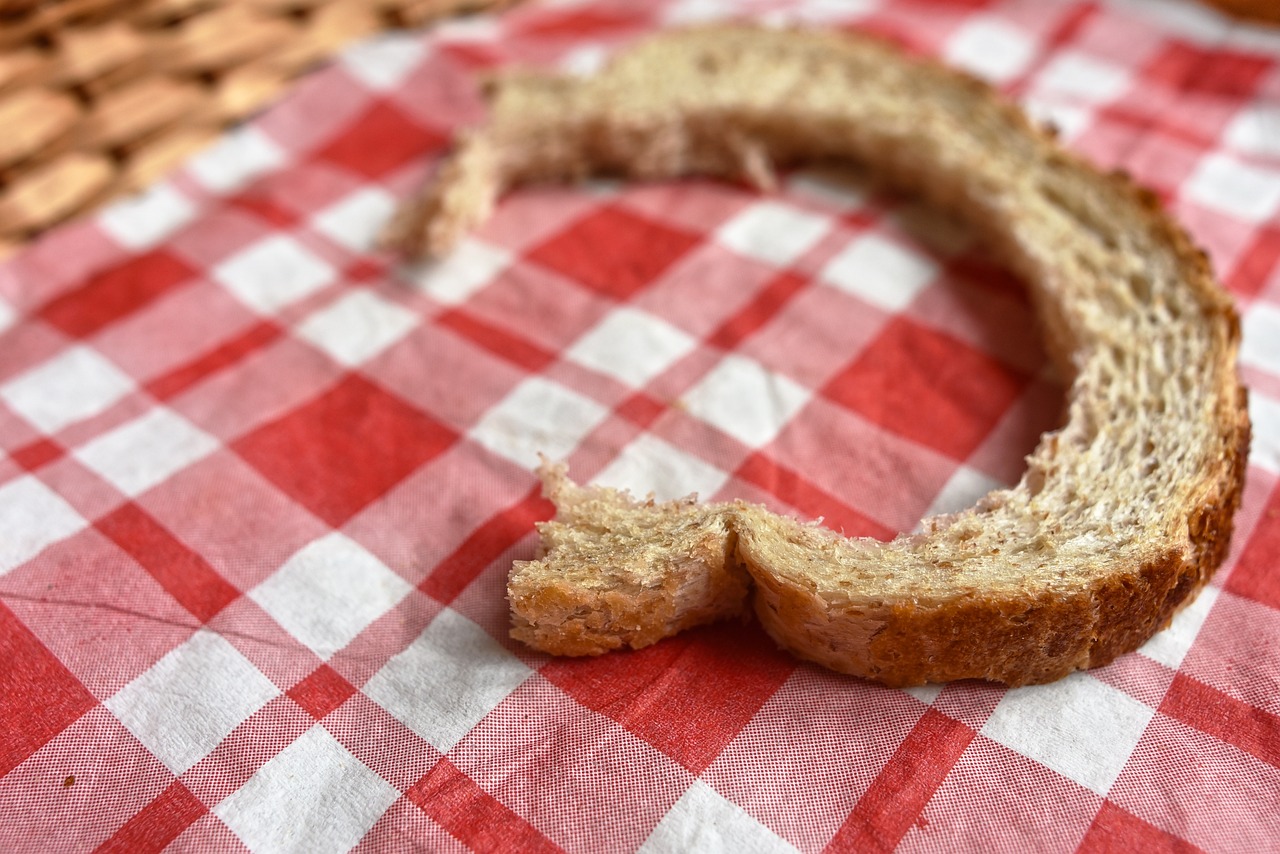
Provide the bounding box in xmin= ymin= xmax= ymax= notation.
xmin=1 ymin=0 xmax=1279 ymax=851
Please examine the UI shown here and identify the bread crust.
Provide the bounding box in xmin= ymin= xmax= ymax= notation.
xmin=1201 ymin=0 xmax=1280 ymax=24
xmin=389 ymin=26 xmax=1251 ymax=686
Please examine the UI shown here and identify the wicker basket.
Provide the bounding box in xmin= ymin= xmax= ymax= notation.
xmin=0 ymin=0 xmax=519 ymax=256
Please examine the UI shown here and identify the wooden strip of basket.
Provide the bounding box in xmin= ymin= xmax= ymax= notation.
xmin=0 ymin=0 xmax=523 ymax=253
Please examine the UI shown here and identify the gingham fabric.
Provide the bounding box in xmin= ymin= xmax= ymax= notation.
xmin=1 ymin=0 xmax=1278 ymax=850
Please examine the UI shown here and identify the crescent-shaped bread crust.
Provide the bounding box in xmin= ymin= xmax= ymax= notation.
xmin=385 ymin=26 xmax=1251 ymax=686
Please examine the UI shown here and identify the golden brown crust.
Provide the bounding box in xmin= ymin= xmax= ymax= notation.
xmin=1201 ymin=0 xmax=1280 ymax=24
xmin=396 ymin=25 xmax=1251 ymax=685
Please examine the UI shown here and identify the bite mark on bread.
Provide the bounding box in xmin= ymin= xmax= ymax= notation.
xmin=386 ymin=25 xmax=1251 ymax=686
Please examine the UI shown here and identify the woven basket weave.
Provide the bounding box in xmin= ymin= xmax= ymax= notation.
xmin=0 ymin=0 xmax=1271 ymax=257
xmin=0 ymin=0 xmax=520 ymax=256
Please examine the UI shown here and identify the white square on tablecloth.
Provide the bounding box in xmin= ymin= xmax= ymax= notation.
xmin=295 ymin=290 xmax=418 ymax=367
xmin=922 ymin=465 xmax=1005 ymax=522
xmin=0 ymin=295 xmax=15 ymax=336
xmin=407 ymin=238 xmax=513 ymax=306
xmin=662 ymin=0 xmax=736 ymax=24
xmin=1139 ymin=585 xmax=1221 ymax=670
xmin=99 ymin=183 xmax=198 ymax=250
xmin=249 ymin=533 xmax=412 ymax=659
xmin=434 ymin=16 xmax=500 ymax=43
xmin=1021 ymin=98 xmax=1092 ymax=143
xmin=213 ymin=235 xmax=336 ymax=316
xmin=0 ymin=345 xmax=134 ymax=434
xmin=1241 ymin=302 xmax=1280 ymax=376
xmin=561 ymin=44 xmax=610 ymax=76
xmin=73 ymin=407 xmax=220 ymax=497
xmin=903 ymin=683 xmax=943 ymax=705
xmin=594 ymin=434 xmax=728 ymax=503
xmin=944 ymin=17 xmax=1037 ymax=84
xmin=566 ymin=307 xmax=697 ymax=387
xmin=1184 ymin=153 xmax=1280 ymax=222
xmin=470 ymin=376 xmax=609 ymax=470
xmin=819 ymin=233 xmax=938 ymax=312
xmin=1118 ymin=0 xmax=1229 ymax=43
xmin=716 ymin=201 xmax=833 ymax=267
xmin=639 ymin=780 xmax=799 ymax=854
xmin=342 ymin=32 xmax=429 ymax=91
xmin=784 ymin=0 xmax=878 ymax=24
xmin=187 ymin=126 xmax=287 ymax=193
xmin=1033 ymin=51 xmax=1131 ymax=104
xmin=312 ymin=188 xmax=398 ymax=253
xmin=682 ymin=354 xmax=811 ymax=448
xmin=1224 ymin=104 xmax=1280 ymax=159
xmin=786 ymin=171 xmax=868 ymax=211
xmin=981 ymin=672 xmax=1153 ymax=796
xmin=214 ymin=724 xmax=400 ymax=854
xmin=0 ymin=476 xmax=86 ymax=575
xmin=106 ymin=629 xmax=279 ymax=775
xmin=362 ymin=608 xmax=532 ymax=753
xmin=1246 ymin=393 xmax=1280 ymax=475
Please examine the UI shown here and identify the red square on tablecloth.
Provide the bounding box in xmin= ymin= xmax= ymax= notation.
xmin=1076 ymin=799 xmax=1197 ymax=854
xmin=1144 ymin=41 xmax=1273 ymax=99
xmin=823 ymin=316 xmax=1029 ymax=461
xmin=9 ymin=436 xmax=63 ymax=473
xmin=287 ymin=664 xmax=358 ymax=721
xmin=37 ymin=251 xmax=199 ymax=340
xmin=1226 ymin=486 xmax=1280 ymax=610
xmin=526 ymin=207 xmax=702 ymax=300
xmin=0 ymin=601 xmax=97 ymax=777
xmin=316 ymin=101 xmax=449 ymax=181
xmin=1228 ymin=224 xmax=1280 ymax=300
xmin=511 ymin=4 xmax=647 ymax=38
xmin=542 ymin=623 xmax=795 ymax=774
xmin=233 ymin=375 xmax=457 ymax=528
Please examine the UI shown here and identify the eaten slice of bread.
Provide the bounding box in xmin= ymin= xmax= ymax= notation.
xmin=388 ymin=26 xmax=1250 ymax=686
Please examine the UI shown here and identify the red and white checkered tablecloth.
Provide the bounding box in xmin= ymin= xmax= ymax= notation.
xmin=1 ymin=0 xmax=1278 ymax=850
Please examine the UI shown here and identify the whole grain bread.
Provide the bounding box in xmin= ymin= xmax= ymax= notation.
xmin=387 ymin=26 xmax=1251 ymax=686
